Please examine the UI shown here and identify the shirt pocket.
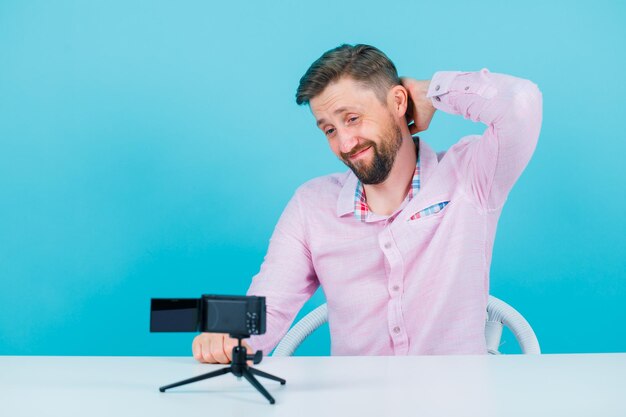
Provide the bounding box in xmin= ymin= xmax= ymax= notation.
xmin=405 ymin=200 xmax=451 ymax=245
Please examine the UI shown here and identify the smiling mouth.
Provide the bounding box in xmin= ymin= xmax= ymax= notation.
xmin=349 ymin=146 xmax=371 ymax=159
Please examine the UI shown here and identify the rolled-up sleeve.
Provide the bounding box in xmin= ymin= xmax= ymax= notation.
xmin=427 ymin=69 xmax=543 ymax=210
xmin=246 ymin=188 xmax=319 ymax=354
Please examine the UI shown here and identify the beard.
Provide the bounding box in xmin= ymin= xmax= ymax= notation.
xmin=340 ymin=117 xmax=403 ymax=185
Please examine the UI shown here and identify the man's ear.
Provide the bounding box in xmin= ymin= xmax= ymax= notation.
xmin=388 ymin=85 xmax=409 ymax=119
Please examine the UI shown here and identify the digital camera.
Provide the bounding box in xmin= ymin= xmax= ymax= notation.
xmin=150 ymin=294 xmax=266 ymax=337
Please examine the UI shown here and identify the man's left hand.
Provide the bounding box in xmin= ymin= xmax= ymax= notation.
xmin=401 ymin=77 xmax=436 ymax=135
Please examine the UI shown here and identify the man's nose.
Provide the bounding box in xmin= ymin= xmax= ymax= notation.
xmin=337 ymin=128 xmax=358 ymax=154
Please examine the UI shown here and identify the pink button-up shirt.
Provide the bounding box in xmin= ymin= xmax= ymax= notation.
xmin=247 ymin=69 xmax=542 ymax=356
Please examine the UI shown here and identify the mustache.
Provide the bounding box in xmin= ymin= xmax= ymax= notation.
xmin=341 ymin=141 xmax=376 ymax=160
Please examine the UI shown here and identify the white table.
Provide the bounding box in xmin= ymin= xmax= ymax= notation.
xmin=1 ymin=354 xmax=624 ymax=416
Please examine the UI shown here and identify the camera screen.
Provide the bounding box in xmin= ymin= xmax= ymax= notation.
xmin=150 ymin=298 xmax=200 ymax=332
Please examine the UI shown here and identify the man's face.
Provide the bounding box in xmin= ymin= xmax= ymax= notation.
xmin=310 ymin=77 xmax=403 ymax=185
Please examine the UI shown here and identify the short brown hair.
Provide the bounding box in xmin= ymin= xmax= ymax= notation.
xmin=295 ymin=44 xmax=401 ymax=106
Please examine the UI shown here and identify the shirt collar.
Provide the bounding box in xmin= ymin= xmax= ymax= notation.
xmin=336 ymin=137 xmax=439 ymax=219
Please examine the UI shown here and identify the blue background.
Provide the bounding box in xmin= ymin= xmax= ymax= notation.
xmin=1 ymin=0 xmax=624 ymax=356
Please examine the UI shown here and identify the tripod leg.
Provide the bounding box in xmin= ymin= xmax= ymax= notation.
xmin=241 ymin=368 xmax=276 ymax=404
xmin=248 ymin=367 xmax=286 ymax=385
xmin=159 ymin=367 xmax=231 ymax=392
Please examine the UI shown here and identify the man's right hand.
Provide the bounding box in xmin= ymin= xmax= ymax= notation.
xmin=191 ymin=333 xmax=252 ymax=364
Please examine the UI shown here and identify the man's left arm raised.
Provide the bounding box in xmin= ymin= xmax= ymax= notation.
xmin=422 ymin=69 xmax=543 ymax=211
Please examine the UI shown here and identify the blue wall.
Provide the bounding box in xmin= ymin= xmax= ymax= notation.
xmin=1 ymin=0 xmax=624 ymax=356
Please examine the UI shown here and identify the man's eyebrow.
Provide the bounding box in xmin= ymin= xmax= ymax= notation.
xmin=316 ymin=107 xmax=356 ymax=127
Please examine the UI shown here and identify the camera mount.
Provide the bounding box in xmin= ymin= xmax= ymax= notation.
xmin=158 ymin=335 xmax=286 ymax=404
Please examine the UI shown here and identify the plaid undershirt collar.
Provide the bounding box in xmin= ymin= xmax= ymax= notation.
xmin=353 ymin=140 xmax=421 ymax=222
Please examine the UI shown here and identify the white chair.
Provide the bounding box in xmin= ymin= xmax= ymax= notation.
xmin=273 ymin=295 xmax=540 ymax=356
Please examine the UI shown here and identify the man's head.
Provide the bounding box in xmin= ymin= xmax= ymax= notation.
xmin=296 ymin=44 xmax=411 ymax=184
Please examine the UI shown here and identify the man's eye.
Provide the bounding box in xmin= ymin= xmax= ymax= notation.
xmin=348 ymin=116 xmax=359 ymax=123
xmin=325 ymin=128 xmax=335 ymax=136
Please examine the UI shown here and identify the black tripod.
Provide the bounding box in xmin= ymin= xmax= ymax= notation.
xmin=159 ymin=336 xmax=286 ymax=404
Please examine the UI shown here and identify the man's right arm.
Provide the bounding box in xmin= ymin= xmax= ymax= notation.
xmin=192 ymin=188 xmax=319 ymax=362
xmin=246 ymin=188 xmax=319 ymax=354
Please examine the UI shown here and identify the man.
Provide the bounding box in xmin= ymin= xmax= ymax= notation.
xmin=192 ymin=44 xmax=542 ymax=363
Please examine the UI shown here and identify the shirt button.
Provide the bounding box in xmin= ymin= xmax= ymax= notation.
xmin=435 ymin=96 xmax=441 ymax=102
xmin=465 ymin=86 xmax=470 ymax=90
xmin=435 ymin=85 xmax=440 ymax=91
xmin=393 ymin=326 xmax=401 ymax=334
xmin=392 ymin=285 xmax=400 ymax=291
xmin=384 ymin=242 xmax=392 ymax=249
